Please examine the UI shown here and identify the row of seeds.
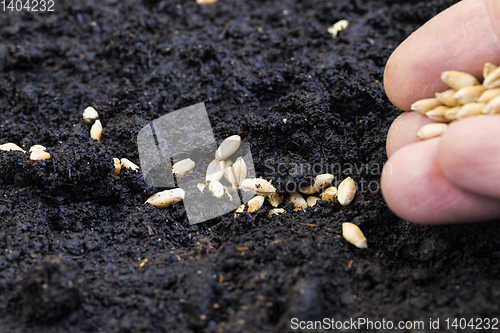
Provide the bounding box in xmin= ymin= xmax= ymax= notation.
xmin=145 ymin=134 xmax=366 ymax=249
xmin=412 ymin=62 xmax=500 ymax=139
xmin=0 ymin=106 xmax=113 ymax=164
xmin=84 ymin=107 xmax=140 ymax=174
xmin=0 ymin=110 xmax=367 ymax=249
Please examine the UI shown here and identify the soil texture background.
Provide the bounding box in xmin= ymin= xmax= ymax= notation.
xmin=1 ymin=0 xmax=500 ymax=332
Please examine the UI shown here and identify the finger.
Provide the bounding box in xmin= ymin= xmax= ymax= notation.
xmin=437 ymin=115 xmax=500 ymax=199
xmin=386 ymin=111 xmax=434 ymax=158
xmin=384 ymin=0 xmax=500 ymax=111
xmin=381 ymin=138 xmax=500 ymax=224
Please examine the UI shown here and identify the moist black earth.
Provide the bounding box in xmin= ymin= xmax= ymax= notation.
xmin=1 ymin=1 xmax=499 ymax=332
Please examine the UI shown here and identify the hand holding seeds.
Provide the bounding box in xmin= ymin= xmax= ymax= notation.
xmin=382 ymin=0 xmax=500 ymax=224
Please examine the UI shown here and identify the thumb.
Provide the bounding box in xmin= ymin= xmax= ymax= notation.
xmin=437 ymin=115 xmax=500 ymax=200
xmin=384 ymin=0 xmax=500 ymax=111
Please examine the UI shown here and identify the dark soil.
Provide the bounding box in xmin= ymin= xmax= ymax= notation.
xmin=1 ymin=0 xmax=499 ymax=332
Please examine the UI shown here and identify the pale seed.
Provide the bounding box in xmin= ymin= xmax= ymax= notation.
xmin=223 ymin=160 xmax=237 ymax=188
xmin=455 ymin=102 xmax=485 ymax=119
xmin=483 ymin=62 xmax=498 ymax=80
xmin=247 ymin=196 xmax=265 ymax=213
xmin=483 ymin=95 xmax=500 ymax=114
xmin=196 ymin=0 xmax=218 ymax=4
xmin=435 ymin=89 xmax=457 ymax=107
xmin=483 ymin=66 xmax=500 ymax=89
xmin=197 ymin=183 xmax=206 ymax=193
xmin=320 ymin=186 xmax=338 ymax=203
xmin=224 ymin=185 xmax=238 ymax=201
xmin=90 ymin=119 xmax=103 ymax=142
xmin=0 ymin=143 xmax=25 ymax=152
xmin=235 ymin=204 xmax=245 ymax=214
xmin=267 ymin=192 xmax=283 ymax=208
xmin=288 ymin=192 xmax=307 ymax=211
xmin=172 ymin=158 xmax=195 ymax=177
xmin=83 ymin=106 xmax=99 ymax=124
xmin=206 ymin=159 xmax=225 ymax=183
xmin=240 ymin=178 xmax=276 ymax=196
xmin=342 ymin=222 xmax=367 ymax=249
xmin=29 ymin=145 xmax=46 ymax=152
xmin=425 ymin=106 xmax=451 ymax=123
xmin=120 ymin=158 xmax=140 ymax=172
xmin=232 ymin=157 xmax=247 ymax=187
xmin=299 ymin=173 xmax=334 ymax=194
xmin=306 ymin=196 xmax=321 ymax=207
xmin=441 ymin=71 xmax=480 ymax=90
xmin=208 ymin=180 xmax=224 ymax=199
xmin=215 ymin=135 xmax=241 ymax=160
xmin=337 ymin=177 xmax=356 ymax=206
xmin=268 ymin=208 xmax=286 ymax=218
xmin=416 ymin=123 xmax=448 ymax=140
xmin=477 ymin=88 xmax=500 ymax=103
xmin=113 ymin=158 xmax=121 ymax=175
xmin=145 ymin=188 xmax=185 ymax=208
xmin=444 ymin=106 xmax=461 ymax=121
xmin=328 ymin=20 xmax=348 ymax=38
xmin=30 ymin=148 xmax=50 ymax=161
xmin=453 ymin=85 xmax=486 ymax=104
xmin=410 ymin=98 xmax=442 ymax=114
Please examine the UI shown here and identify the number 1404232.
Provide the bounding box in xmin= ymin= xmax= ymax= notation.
xmin=1 ymin=0 xmax=54 ymax=12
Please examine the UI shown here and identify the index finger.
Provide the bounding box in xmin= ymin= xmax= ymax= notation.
xmin=384 ymin=0 xmax=500 ymax=111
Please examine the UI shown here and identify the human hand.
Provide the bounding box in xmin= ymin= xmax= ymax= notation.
xmin=381 ymin=0 xmax=500 ymax=224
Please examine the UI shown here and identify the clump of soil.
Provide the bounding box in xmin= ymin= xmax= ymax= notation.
xmin=1 ymin=1 xmax=499 ymax=332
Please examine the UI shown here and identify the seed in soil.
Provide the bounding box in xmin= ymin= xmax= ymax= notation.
xmin=299 ymin=173 xmax=334 ymax=194
xmin=306 ymin=196 xmax=320 ymax=207
xmin=342 ymin=222 xmax=367 ymax=249
xmin=416 ymin=123 xmax=448 ymax=140
xmin=224 ymin=185 xmax=238 ymax=201
xmin=320 ymin=186 xmax=338 ymax=203
xmin=232 ymin=157 xmax=247 ymax=187
xmin=83 ymin=106 xmax=99 ymax=124
xmin=337 ymin=177 xmax=356 ymax=206
xmin=0 ymin=143 xmax=25 ymax=152
xmin=206 ymin=159 xmax=225 ymax=183
xmin=267 ymin=192 xmax=283 ymax=207
xmin=268 ymin=208 xmax=286 ymax=218
xmin=247 ymin=196 xmax=265 ymax=213
xmin=197 ymin=183 xmax=206 ymax=193
xmin=288 ymin=192 xmax=307 ymax=211
xmin=172 ymin=158 xmax=195 ymax=177
xmin=215 ymin=135 xmax=240 ymax=160
xmin=328 ymin=20 xmax=348 ymax=38
xmin=120 ymin=158 xmax=139 ymax=172
xmin=145 ymin=188 xmax=185 ymax=208
xmin=240 ymin=178 xmax=276 ymax=196
xmin=29 ymin=145 xmax=50 ymax=161
xmin=234 ymin=204 xmax=245 ymax=214
xmin=112 ymin=158 xmax=121 ymax=175
xmin=196 ymin=0 xmax=218 ymax=4
xmin=90 ymin=120 xmax=103 ymax=142
xmin=208 ymin=180 xmax=224 ymax=199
